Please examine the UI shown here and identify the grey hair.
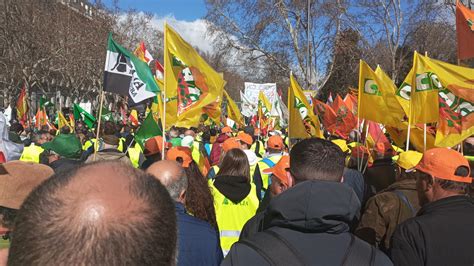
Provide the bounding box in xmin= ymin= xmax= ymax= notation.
xmin=166 ymin=167 xmax=188 ymax=201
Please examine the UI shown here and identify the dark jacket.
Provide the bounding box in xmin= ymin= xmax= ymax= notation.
xmin=175 ymin=202 xmax=223 ymax=266
xmin=364 ymin=158 xmax=396 ymax=194
xmin=224 ymin=180 xmax=392 ymax=265
xmin=391 ymin=195 xmax=474 ymax=266
xmin=356 ymin=179 xmax=420 ymax=253
xmin=49 ymin=158 xmax=83 ymax=173
xmin=343 ymin=167 xmax=366 ymax=204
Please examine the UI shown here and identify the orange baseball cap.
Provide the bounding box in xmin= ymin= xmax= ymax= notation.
xmin=222 ymin=137 xmax=241 ymax=152
xmin=263 ymin=156 xmax=290 ymax=185
xmin=416 ymin=148 xmax=472 ymax=183
xmin=221 ymin=126 xmax=232 ymax=134
xmin=166 ymin=146 xmax=193 ymax=167
xmin=237 ymin=132 xmax=253 ymax=145
xmin=267 ymin=135 xmax=284 ymax=150
xmin=144 ymin=136 xmax=170 ymax=156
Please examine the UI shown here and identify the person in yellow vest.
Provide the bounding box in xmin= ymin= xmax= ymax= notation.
xmin=20 ymin=131 xmax=50 ymax=163
xmin=236 ymin=132 xmax=259 ymax=181
xmin=126 ymin=142 xmax=143 ymax=168
xmin=209 ymin=148 xmax=259 ymax=256
xmin=253 ymin=135 xmax=285 ymax=199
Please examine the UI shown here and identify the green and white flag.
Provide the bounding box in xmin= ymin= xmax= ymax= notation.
xmin=103 ymin=33 xmax=160 ymax=103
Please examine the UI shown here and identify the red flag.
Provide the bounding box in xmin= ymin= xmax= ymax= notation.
xmin=313 ymin=98 xmax=337 ymax=133
xmin=155 ymin=60 xmax=164 ymax=80
xmin=456 ymin=1 xmax=474 ymax=60
xmin=332 ymin=95 xmax=357 ymax=138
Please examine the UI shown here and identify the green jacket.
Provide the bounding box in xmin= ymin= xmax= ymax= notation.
xmin=355 ymin=178 xmax=420 ymax=252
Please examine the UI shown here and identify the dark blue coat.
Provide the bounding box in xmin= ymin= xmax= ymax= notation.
xmin=175 ymin=202 xmax=223 ymax=266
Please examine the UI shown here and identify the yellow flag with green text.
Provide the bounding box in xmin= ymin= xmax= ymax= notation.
xmin=58 ymin=111 xmax=73 ymax=132
xmin=164 ymin=24 xmax=225 ymax=129
xmin=411 ymin=53 xmax=474 ymax=147
xmin=358 ymin=60 xmax=401 ymax=126
xmin=289 ymin=74 xmax=323 ymax=138
xmin=224 ymin=90 xmax=244 ymax=127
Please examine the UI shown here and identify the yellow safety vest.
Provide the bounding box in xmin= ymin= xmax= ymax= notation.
xmin=117 ymin=137 xmax=126 ymax=152
xmin=208 ymin=165 xmax=220 ymax=179
xmin=250 ymin=140 xmax=265 ymax=158
xmin=127 ymin=143 xmax=142 ymax=168
xmin=257 ymin=155 xmax=282 ymax=190
xmin=190 ymin=142 xmax=201 ymax=164
xmin=83 ymin=139 xmax=97 ymax=151
xmin=209 ymin=180 xmax=259 ymax=256
xmin=20 ymin=144 xmax=44 ymax=163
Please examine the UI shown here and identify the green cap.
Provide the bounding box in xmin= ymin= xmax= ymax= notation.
xmin=170 ymin=137 xmax=182 ymax=147
xmin=42 ymin=134 xmax=82 ymax=159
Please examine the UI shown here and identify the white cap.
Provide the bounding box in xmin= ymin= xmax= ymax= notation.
xmin=181 ymin=135 xmax=194 ymax=148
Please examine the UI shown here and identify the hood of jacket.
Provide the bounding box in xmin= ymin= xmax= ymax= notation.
xmin=263 ymin=180 xmax=360 ymax=234
xmin=243 ymin=149 xmax=258 ymax=166
xmin=213 ymin=175 xmax=251 ymax=204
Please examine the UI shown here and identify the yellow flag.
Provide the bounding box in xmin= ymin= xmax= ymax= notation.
xmin=164 ymin=24 xmax=225 ymax=129
xmin=410 ymin=54 xmax=474 ymax=147
xmin=409 ymin=52 xmax=442 ymax=124
xmin=396 ymin=67 xmax=413 ymax=116
xmin=375 ymin=66 xmax=406 ymax=123
xmin=358 ymin=60 xmax=402 ymax=126
xmin=224 ymin=90 xmax=244 ymax=127
xmin=58 ymin=111 xmax=72 ymax=132
xmin=289 ymin=74 xmax=323 ymax=139
xmin=386 ymin=123 xmax=435 ymax=152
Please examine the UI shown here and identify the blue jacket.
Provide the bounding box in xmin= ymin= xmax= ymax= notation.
xmin=175 ymin=202 xmax=223 ymax=266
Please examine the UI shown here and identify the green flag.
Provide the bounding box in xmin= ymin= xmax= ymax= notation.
xmin=135 ymin=112 xmax=162 ymax=149
xmin=39 ymin=96 xmax=52 ymax=109
xmin=73 ymin=104 xmax=96 ymax=128
xmin=101 ymin=107 xmax=114 ymax=122
xmin=103 ymin=33 xmax=159 ymax=103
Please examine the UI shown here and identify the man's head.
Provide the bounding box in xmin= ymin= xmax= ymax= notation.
xmin=33 ymin=130 xmax=51 ymax=145
xmin=147 ymin=160 xmax=187 ymax=203
xmin=266 ymin=135 xmax=284 ymax=154
xmin=7 ymin=161 xmax=177 ymax=265
xmin=237 ymin=132 xmax=253 ymax=149
xmin=395 ymin=150 xmax=423 ymax=180
xmin=289 ymin=138 xmax=345 ymax=183
xmin=415 ymin=148 xmax=471 ymax=206
xmin=184 ymin=129 xmax=195 ymax=138
xmin=264 ymin=156 xmax=291 ymax=196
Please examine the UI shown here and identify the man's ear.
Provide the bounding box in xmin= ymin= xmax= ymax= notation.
xmin=286 ymin=171 xmax=295 ymax=187
xmin=179 ymin=190 xmax=186 ymax=204
xmin=0 ymin=248 xmax=8 ymax=266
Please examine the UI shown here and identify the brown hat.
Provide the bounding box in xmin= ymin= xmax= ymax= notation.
xmin=0 ymin=161 xmax=54 ymax=209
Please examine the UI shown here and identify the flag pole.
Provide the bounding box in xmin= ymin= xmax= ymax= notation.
xmin=93 ymin=90 xmax=105 ymax=160
xmin=161 ymin=21 xmax=168 ymax=160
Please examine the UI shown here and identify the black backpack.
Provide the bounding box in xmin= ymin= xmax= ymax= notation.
xmin=239 ymin=230 xmax=375 ymax=266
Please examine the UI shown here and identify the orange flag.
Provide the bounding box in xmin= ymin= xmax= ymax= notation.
xmin=343 ymin=93 xmax=358 ymax=115
xmin=313 ymin=98 xmax=337 ymax=133
xmin=456 ymin=1 xmax=474 ymax=60
xmin=332 ymin=95 xmax=357 ymax=138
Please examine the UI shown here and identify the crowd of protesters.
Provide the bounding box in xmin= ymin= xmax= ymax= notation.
xmin=0 ymin=115 xmax=473 ymax=265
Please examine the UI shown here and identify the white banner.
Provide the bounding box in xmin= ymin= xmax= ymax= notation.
xmin=244 ymin=82 xmax=278 ymax=116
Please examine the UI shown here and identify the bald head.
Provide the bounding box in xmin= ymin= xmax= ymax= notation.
xmin=147 ymin=160 xmax=187 ymax=202
xmin=8 ymin=161 xmax=177 ymax=265
xmin=184 ymin=129 xmax=195 ymax=137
